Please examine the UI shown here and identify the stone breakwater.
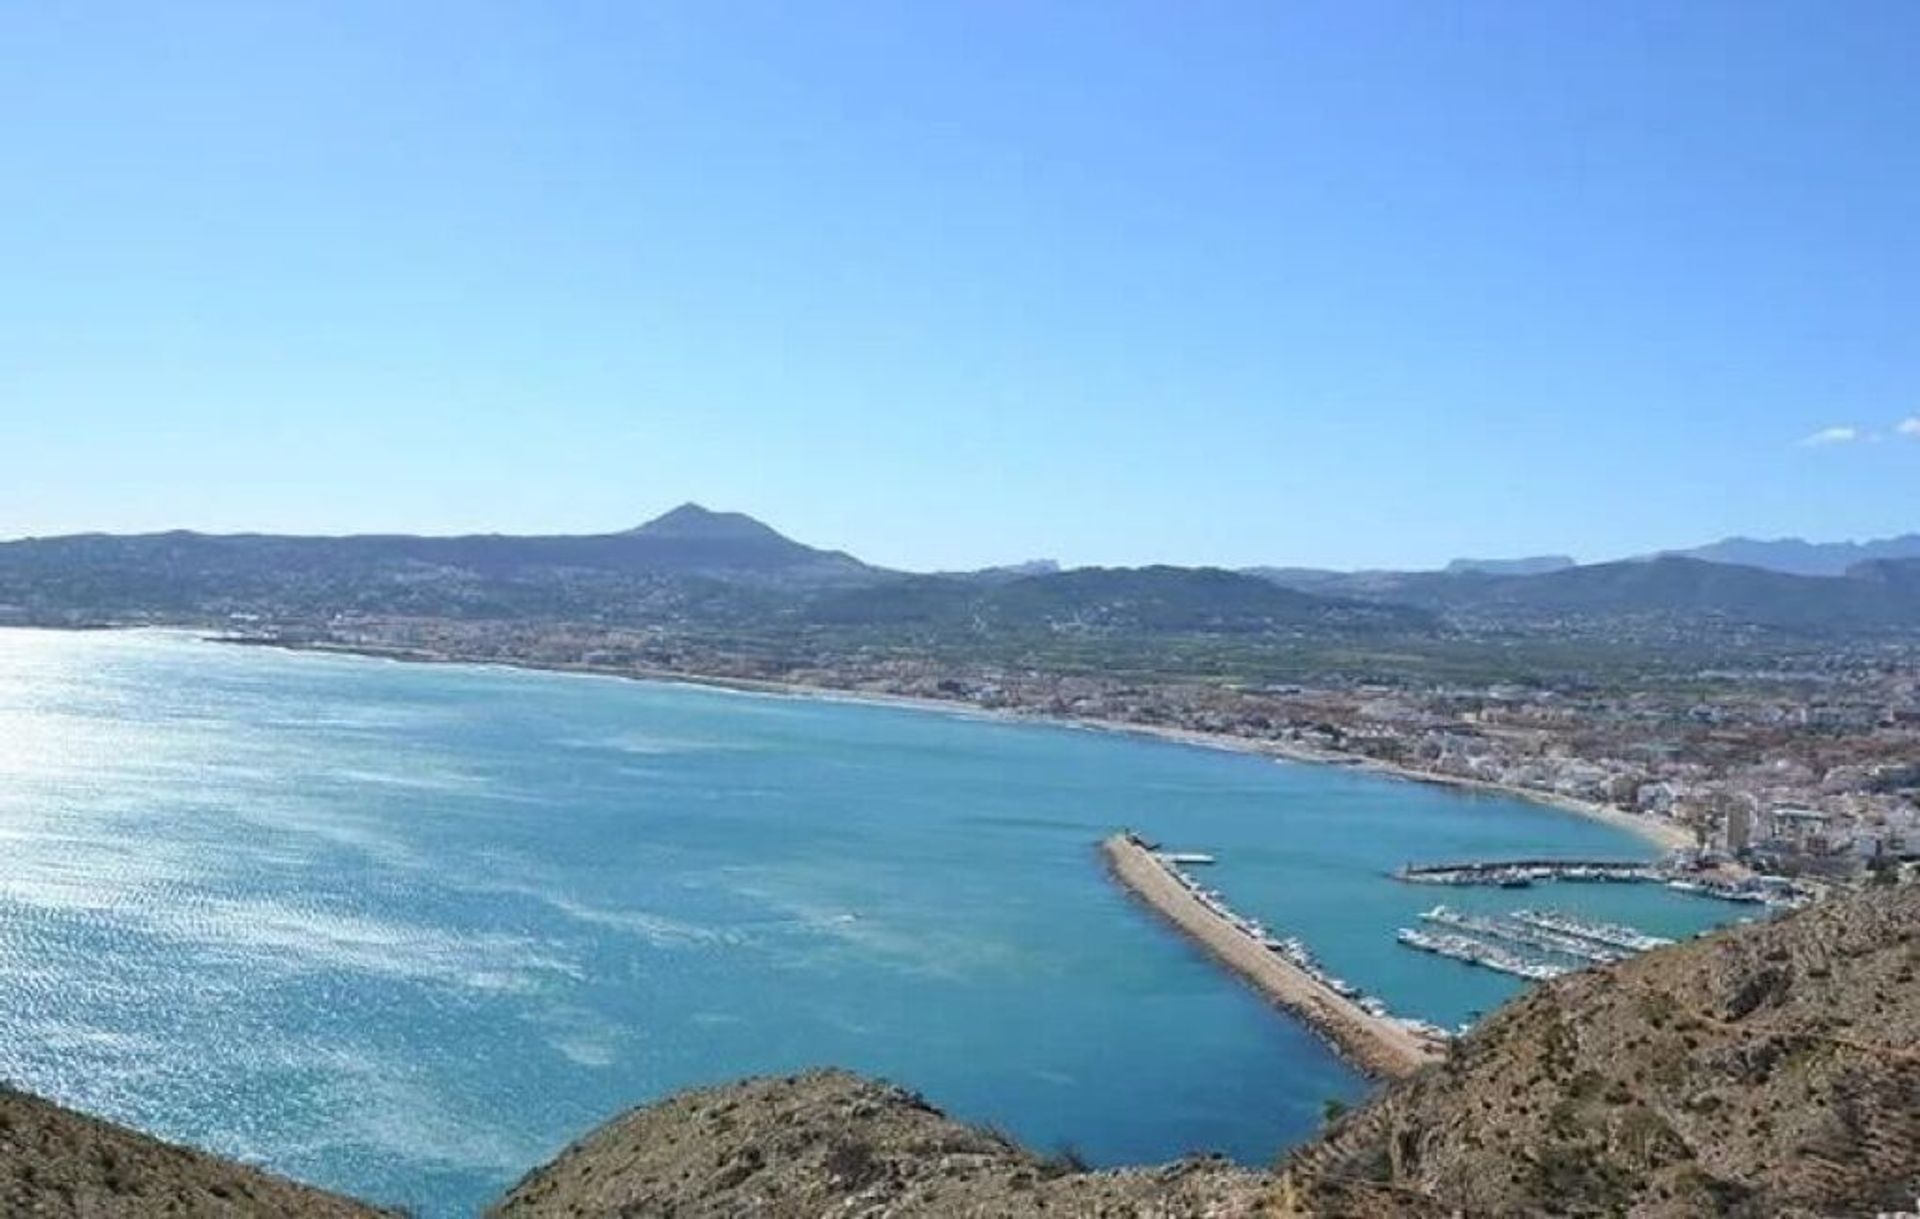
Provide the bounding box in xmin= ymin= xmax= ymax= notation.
xmin=1100 ymin=834 xmax=1440 ymax=1080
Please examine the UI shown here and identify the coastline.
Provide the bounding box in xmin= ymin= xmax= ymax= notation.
xmin=1053 ymin=717 xmax=1695 ymax=854
xmin=217 ymin=634 xmax=1693 ymax=854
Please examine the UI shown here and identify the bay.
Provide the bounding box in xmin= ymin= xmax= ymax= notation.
xmin=0 ymin=629 xmax=1738 ymax=1214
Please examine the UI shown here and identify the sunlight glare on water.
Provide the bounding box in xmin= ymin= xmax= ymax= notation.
xmin=0 ymin=629 xmax=1739 ymax=1214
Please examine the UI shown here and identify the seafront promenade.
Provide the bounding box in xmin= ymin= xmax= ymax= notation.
xmin=1100 ymin=834 xmax=1439 ymax=1080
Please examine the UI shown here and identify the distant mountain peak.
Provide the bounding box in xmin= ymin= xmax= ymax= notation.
xmin=936 ymin=558 xmax=1063 ymax=582
xmin=627 ymin=503 xmax=787 ymax=542
xmin=1653 ymin=532 xmax=1920 ymax=577
xmin=1444 ymin=555 xmax=1576 ymax=576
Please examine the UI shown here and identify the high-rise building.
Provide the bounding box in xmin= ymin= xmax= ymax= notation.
xmin=1724 ymin=803 xmax=1752 ymax=855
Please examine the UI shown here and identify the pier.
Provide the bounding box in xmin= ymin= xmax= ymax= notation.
xmin=1396 ymin=858 xmax=1808 ymax=907
xmin=1418 ymin=905 xmax=1629 ymax=964
xmin=1396 ymin=858 xmax=1654 ymax=886
xmin=1101 ymin=833 xmax=1440 ymax=1080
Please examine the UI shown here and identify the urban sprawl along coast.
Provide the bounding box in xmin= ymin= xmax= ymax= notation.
xmin=213 ymin=614 xmax=1920 ymax=888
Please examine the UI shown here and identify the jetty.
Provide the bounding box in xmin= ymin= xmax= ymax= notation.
xmin=1101 ymin=833 xmax=1440 ymax=1079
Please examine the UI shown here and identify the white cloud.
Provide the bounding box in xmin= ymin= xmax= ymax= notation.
xmin=1798 ymin=425 xmax=1861 ymax=446
xmin=1897 ymin=416 xmax=1920 ymax=438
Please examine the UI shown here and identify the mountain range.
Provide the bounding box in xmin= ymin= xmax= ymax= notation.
xmin=806 ymin=565 xmax=1435 ymax=634
xmin=1249 ymin=555 xmax=1920 ymax=632
xmin=2 ymin=505 xmax=1917 ymax=640
xmin=1444 ymin=554 xmax=1576 ymax=576
xmin=1651 ymin=533 xmax=1920 ymax=577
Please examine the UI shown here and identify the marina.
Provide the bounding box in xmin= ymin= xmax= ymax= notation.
xmin=1397 ymin=858 xmax=1655 ymax=887
xmin=1395 ymin=899 xmax=1682 ymax=982
xmin=1103 ymin=833 xmax=1447 ymax=1078
xmin=1395 ymin=857 xmax=1812 ymax=908
xmin=1110 ymin=835 xmax=1717 ymax=1055
xmin=1395 ymin=927 xmax=1570 ymax=981
xmin=1512 ymin=908 xmax=1673 ymax=953
xmin=1418 ymin=905 xmax=1629 ymax=964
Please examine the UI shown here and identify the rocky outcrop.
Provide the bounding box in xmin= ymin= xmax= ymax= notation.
xmin=489 ymin=1069 xmax=1269 ymax=1218
xmin=1275 ymin=880 xmax=1920 ymax=1217
xmin=0 ymin=1085 xmax=393 ymax=1217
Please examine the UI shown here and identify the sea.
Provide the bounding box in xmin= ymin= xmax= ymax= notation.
xmin=0 ymin=628 xmax=1746 ymax=1214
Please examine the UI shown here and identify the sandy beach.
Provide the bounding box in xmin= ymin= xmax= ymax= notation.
xmin=1052 ymin=717 xmax=1696 ymax=853
xmin=1100 ymin=833 xmax=1438 ymax=1080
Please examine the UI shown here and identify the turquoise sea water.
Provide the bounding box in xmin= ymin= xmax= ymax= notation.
xmin=0 ymin=629 xmax=1742 ymax=1214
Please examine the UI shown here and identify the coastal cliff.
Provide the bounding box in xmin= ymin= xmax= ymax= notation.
xmin=2 ymin=882 xmax=1914 ymax=1216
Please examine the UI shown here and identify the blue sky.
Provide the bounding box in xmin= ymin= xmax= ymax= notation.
xmin=3 ymin=2 xmax=1916 ymax=570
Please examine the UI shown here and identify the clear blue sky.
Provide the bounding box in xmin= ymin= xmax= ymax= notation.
xmin=3 ymin=2 xmax=1916 ymax=571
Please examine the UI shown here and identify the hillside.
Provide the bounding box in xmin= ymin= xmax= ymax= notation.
xmin=0 ymin=505 xmax=875 ymax=586
xmin=806 ymin=565 xmax=1435 ymax=635
xmin=1278 ymin=879 xmax=1920 ymax=1217
xmin=0 ymin=1085 xmax=392 ymax=1217
xmin=1657 ymin=533 xmax=1920 ymax=577
xmin=8 ymin=509 xmax=1918 ymax=646
xmin=1443 ymin=555 xmax=1575 ymax=576
xmin=1405 ymin=556 xmax=1920 ymax=630
xmin=1255 ymin=556 xmax=1920 ymax=633
xmin=0 ymin=505 xmax=878 ymax=625
xmin=488 ymin=1070 xmax=1268 ymax=1218
xmin=1851 ymin=556 xmax=1920 ymax=593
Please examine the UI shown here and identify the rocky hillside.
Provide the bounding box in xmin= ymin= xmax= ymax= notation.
xmin=489 ymin=1069 xmax=1268 ymax=1218
xmin=0 ymin=1085 xmax=392 ymax=1217
xmin=1277 ymin=879 xmax=1920 ymax=1217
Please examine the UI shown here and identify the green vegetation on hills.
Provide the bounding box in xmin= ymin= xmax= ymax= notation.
xmin=1658 ymin=533 xmax=1920 ymax=577
xmin=1255 ymin=556 xmax=1920 ymax=634
xmin=805 ymin=565 xmax=1434 ymax=634
xmin=5 ymin=509 xmax=1920 ymax=692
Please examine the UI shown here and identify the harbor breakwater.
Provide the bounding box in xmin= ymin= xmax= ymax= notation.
xmin=1100 ymin=834 xmax=1441 ymax=1080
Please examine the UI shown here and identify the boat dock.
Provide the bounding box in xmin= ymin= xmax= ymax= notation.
xmin=1396 ymin=859 xmax=1655 ymax=887
xmin=1512 ymin=908 xmax=1672 ymax=953
xmin=1418 ymin=905 xmax=1629 ymax=964
xmin=1396 ymin=927 xmax=1570 ymax=980
xmin=1396 ymin=858 xmax=1809 ymax=907
xmin=1394 ymin=902 xmax=1678 ymax=981
xmin=1101 ymin=833 xmax=1441 ymax=1080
